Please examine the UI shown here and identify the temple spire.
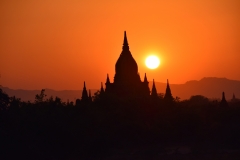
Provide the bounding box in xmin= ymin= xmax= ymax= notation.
xmin=81 ymin=81 xmax=88 ymax=102
xmin=164 ymin=79 xmax=174 ymax=103
xmin=124 ymin=31 xmax=128 ymax=45
xmin=220 ymin=91 xmax=228 ymax=107
xmin=122 ymin=31 xmax=129 ymax=50
xmin=151 ymin=79 xmax=158 ymax=97
xmin=84 ymin=81 xmax=86 ymax=89
xmin=100 ymin=82 xmax=104 ymax=94
xmin=144 ymin=73 xmax=148 ymax=83
xmin=106 ymin=74 xmax=110 ymax=84
xmin=222 ymin=92 xmax=226 ymax=101
xmin=231 ymin=93 xmax=237 ymax=102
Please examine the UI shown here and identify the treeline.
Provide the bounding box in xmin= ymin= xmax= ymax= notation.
xmin=0 ymin=88 xmax=240 ymax=159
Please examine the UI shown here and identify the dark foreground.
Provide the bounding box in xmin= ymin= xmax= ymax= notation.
xmin=1 ymin=93 xmax=240 ymax=159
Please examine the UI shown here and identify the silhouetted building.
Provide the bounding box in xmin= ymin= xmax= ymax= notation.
xmin=105 ymin=74 xmax=111 ymax=93
xmin=100 ymin=82 xmax=105 ymax=95
xmin=220 ymin=92 xmax=228 ymax=107
xmin=89 ymin=90 xmax=92 ymax=102
xmin=164 ymin=79 xmax=174 ymax=103
xmin=105 ymin=31 xmax=150 ymax=99
xmin=231 ymin=93 xmax=238 ymax=102
xmin=151 ymin=79 xmax=158 ymax=99
xmin=81 ymin=81 xmax=89 ymax=103
xmin=81 ymin=31 xmax=175 ymax=101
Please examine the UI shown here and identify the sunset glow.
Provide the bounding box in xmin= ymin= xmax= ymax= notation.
xmin=0 ymin=0 xmax=239 ymax=90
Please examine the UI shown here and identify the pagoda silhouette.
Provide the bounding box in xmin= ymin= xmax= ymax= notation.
xmin=104 ymin=31 xmax=150 ymax=99
xmin=80 ymin=31 xmax=174 ymax=102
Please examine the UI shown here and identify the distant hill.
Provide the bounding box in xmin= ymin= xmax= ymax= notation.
xmin=1 ymin=77 xmax=240 ymax=101
xmin=151 ymin=77 xmax=240 ymax=100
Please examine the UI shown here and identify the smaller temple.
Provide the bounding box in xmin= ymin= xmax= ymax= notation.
xmin=164 ymin=79 xmax=174 ymax=103
xmin=231 ymin=93 xmax=238 ymax=102
xmin=220 ymin=92 xmax=228 ymax=107
xmin=151 ymin=79 xmax=158 ymax=99
xmin=81 ymin=81 xmax=89 ymax=103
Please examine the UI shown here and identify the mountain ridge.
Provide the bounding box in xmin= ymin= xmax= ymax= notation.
xmin=152 ymin=77 xmax=240 ymax=100
xmin=1 ymin=77 xmax=240 ymax=101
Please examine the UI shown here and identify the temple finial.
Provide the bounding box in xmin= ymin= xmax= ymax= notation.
xmin=166 ymin=79 xmax=170 ymax=88
xmin=124 ymin=31 xmax=128 ymax=45
xmin=123 ymin=31 xmax=129 ymax=50
xmin=81 ymin=81 xmax=89 ymax=102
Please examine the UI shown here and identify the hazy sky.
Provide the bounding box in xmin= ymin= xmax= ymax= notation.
xmin=1 ymin=0 xmax=240 ymax=90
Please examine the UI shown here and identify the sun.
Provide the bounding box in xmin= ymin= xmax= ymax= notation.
xmin=145 ymin=55 xmax=160 ymax=69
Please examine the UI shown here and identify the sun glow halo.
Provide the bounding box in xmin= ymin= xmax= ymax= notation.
xmin=145 ymin=55 xmax=160 ymax=69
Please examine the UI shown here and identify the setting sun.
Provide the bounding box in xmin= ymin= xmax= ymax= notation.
xmin=145 ymin=55 xmax=160 ymax=69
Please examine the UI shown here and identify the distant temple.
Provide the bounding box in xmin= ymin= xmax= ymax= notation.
xmin=220 ymin=92 xmax=228 ymax=107
xmin=79 ymin=31 xmax=174 ymax=103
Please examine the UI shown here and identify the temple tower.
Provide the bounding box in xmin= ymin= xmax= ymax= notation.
xmin=220 ymin=92 xmax=228 ymax=107
xmin=164 ymin=79 xmax=174 ymax=103
xmin=151 ymin=79 xmax=158 ymax=98
xmin=81 ymin=81 xmax=89 ymax=102
xmin=105 ymin=31 xmax=150 ymax=98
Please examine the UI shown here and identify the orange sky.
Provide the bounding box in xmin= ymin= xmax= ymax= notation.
xmin=1 ymin=0 xmax=240 ymax=90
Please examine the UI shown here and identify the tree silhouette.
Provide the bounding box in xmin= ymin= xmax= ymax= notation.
xmin=0 ymin=87 xmax=240 ymax=159
xmin=9 ymin=96 xmax=21 ymax=110
xmin=189 ymin=95 xmax=209 ymax=105
xmin=0 ymin=88 xmax=9 ymax=110
xmin=35 ymin=89 xmax=47 ymax=103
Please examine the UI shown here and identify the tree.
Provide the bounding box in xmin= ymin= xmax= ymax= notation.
xmin=9 ymin=96 xmax=21 ymax=110
xmin=174 ymin=96 xmax=181 ymax=103
xmin=35 ymin=89 xmax=47 ymax=103
xmin=54 ymin=96 xmax=62 ymax=106
xmin=0 ymin=88 xmax=10 ymax=110
xmin=189 ymin=95 xmax=209 ymax=107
